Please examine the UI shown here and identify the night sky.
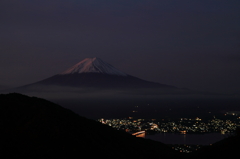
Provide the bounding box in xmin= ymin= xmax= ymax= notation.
xmin=1 ymin=0 xmax=240 ymax=94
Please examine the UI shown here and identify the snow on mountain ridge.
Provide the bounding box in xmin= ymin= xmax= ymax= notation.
xmin=60 ymin=57 xmax=127 ymax=76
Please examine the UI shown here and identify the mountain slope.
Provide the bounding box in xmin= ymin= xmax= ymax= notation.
xmin=30 ymin=73 xmax=175 ymax=88
xmin=186 ymin=131 xmax=240 ymax=159
xmin=0 ymin=93 xmax=180 ymax=159
xmin=20 ymin=57 xmax=176 ymax=89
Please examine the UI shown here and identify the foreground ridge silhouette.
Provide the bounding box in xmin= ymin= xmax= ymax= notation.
xmin=0 ymin=93 xmax=180 ymax=159
xmin=186 ymin=129 xmax=240 ymax=159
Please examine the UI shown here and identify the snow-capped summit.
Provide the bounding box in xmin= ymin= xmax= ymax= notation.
xmin=60 ymin=57 xmax=127 ymax=76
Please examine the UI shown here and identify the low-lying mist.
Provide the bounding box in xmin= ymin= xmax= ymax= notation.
xmin=2 ymin=85 xmax=240 ymax=119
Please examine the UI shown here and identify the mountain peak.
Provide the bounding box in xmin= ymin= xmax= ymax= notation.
xmin=60 ymin=57 xmax=127 ymax=76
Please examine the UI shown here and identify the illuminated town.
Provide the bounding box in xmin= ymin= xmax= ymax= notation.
xmin=98 ymin=113 xmax=240 ymax=153
xmin=98 ymin=116 xmax=239 ymax=134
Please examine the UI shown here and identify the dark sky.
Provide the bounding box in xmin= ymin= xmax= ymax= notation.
xmin=1 ymin=0 xmax=240 ymax=94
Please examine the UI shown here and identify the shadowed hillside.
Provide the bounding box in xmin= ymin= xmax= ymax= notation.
xmin=0 ymin=93 xmax=180 ymax=159
xmin=185 ymin=130 xmax=240 ymax=159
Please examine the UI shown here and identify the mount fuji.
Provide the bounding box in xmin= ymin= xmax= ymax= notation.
xmin=21 ymin=57 xmax=176 ymax=89
xmin=10 ymin=58 xmax=227 ymax=120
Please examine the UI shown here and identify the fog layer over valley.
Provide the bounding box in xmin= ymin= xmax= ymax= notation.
xmin=6 ymin=85 xmax=240 ymax=120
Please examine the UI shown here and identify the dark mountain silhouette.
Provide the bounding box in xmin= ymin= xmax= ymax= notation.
xmin=19 ymin=57 xmax=176 ymax=89
xmin=28 ymin=73 xmax=175 ymax=89
xmin=186 ymin=130 xmax=240 ymax=159
xmin=0 ymin=93 xmax=180 ymax=159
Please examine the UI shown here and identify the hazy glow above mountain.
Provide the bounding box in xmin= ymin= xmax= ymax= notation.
xmin=60 ymin=57 xmax=127 ymax=76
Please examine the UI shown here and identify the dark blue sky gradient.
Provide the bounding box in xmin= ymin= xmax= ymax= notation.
xmin=1 ymin=0 xmax=240 ymax=94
